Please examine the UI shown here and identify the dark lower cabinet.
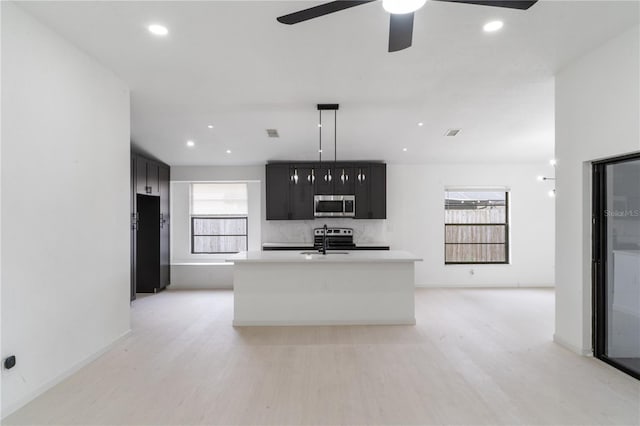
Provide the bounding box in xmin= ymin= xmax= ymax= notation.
xmin=130 ymin=156 xmax=137 ymax=300
xmin=159 ymin=165 xmax=170 ymax=289
xmin=131 ymin=153 xmax=170 ymax=299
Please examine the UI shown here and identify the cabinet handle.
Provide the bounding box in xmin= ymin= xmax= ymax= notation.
xmin=340 ymin=169 xmax=348 ymax=184
xmin=307 ymin=169 xmax=315 ymax=184
xmin=324 ymin=170 xmax=332 ymax=182
xmin=357 ymin=169 xmax=366 ymax=183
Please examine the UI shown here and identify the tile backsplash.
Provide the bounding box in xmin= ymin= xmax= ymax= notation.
xmin=262 ymin=219 xmax=387 ymax=244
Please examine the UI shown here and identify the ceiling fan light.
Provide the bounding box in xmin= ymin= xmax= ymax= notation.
xmin=382 ymin=0 xmax=427 ymax=15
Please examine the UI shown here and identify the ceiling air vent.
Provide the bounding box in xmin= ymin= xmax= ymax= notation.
xmin=445 ymin=129 xmax=461 ymax=137
xmin=266 ymin=129 xmax=279 ymax=138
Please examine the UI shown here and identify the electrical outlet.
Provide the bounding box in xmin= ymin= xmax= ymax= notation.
xmin=4 ymin=355 xmax=16 ymax=370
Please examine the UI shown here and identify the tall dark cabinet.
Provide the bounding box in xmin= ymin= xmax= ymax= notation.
xmin=131 ymin=152 xmax=170 ymax=300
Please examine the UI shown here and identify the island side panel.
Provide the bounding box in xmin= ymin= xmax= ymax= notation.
xmin=233 ymin=262 xmax=416 ymax=326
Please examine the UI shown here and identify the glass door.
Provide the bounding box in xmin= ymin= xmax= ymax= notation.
xmin=593 ymin=154 xmax=640 ymax=379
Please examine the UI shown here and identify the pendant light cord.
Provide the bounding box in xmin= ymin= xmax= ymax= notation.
xmin=334 ymin=110 xmax=337 ymax=163
xmin=319 ymin=110 xmax=322 ymax=163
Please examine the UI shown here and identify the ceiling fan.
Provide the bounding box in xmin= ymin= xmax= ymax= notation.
xmin=277 ymin=0 xmax=538 ymax=52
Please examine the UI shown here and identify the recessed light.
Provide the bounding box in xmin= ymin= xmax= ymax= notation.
xmin=403 ymin=148 xmax=408 ymax=152
xmin=418 ymin=122 xmax=424 ymax=127
xmin=226 ymin=149 xmax=232 ymax=154
xmin=186 ymin=140 xmax=195 ymax=147
xmin=548 ymin=189 xmax=556 ymax=198
xmin=550 ymin=159 xmax=557 ymax=166
xmin=537 ymin=176 xmax=545 ymax=182
xmin=148 ymin=24 xmax=169 ymax=36
xmin=483 ymin=21 xmax=503 ymax=32
xmin=207 ymin=124 xmax=214 ymax=129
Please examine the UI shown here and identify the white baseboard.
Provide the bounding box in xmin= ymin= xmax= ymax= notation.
xmin=233 ymin=318 xmax=416 ymax=326
xmin=1 ymin=329 xmax=131 ymax=420
xmin=553 ymin=333 xmax=592 ymax=356
xmin=416 ymin=283 xmax=555 ymax=288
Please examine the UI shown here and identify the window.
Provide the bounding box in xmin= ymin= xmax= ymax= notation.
xmin=191 ymin=183 xmax=248 ymax=254
xmin=444 ymin=190 xmax=509 ymax=264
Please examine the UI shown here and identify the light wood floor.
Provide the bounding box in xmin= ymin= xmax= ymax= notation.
xmin=5 ymin=288 xmax=640 ymax=425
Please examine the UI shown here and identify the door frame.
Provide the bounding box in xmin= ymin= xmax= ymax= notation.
xmin=592 ymin=152 xmax=640 ymax=380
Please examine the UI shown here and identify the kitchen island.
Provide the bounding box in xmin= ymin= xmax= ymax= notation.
xmin=226 ymin=250 xmax=422 ymax=326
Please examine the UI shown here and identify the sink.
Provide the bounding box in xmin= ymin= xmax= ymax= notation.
xmin=300 ymin=251 xmax=349 ymax=256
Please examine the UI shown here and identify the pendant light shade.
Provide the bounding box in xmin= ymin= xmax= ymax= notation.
xmin=382 ymin=0 xmax=427 ymax=14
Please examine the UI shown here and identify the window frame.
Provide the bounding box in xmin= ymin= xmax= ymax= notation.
xmin=444 ymin=191 xmax=510 ymax=265
xmin=190 ymin=216 xmax=248 ymax=254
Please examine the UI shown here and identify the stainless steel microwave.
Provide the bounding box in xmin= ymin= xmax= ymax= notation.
xmin=314 ymin=195 xmax=355 ymax=217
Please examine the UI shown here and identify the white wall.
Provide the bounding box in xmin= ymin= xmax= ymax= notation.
xmin=554 ymin=25 xmax=640 ymax=355
xmin=170 ymin=166 xmax=262 ymax=289
xmin=387 ymin=164 xmax=555 ymax=287
xmin=171 ymin=163 xmax=555 ymax=289
xmin=1 ymin=3 xmax=130 ymax=417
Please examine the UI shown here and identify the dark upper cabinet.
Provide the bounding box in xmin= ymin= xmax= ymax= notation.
xmin=369 ymin=163 xmax=386 ymax=219
xmin=354 ymin=165 xmax=370 ymax=219
xmin=136 ymin=156 xmax=160 ymax=196
xmin=135 ymin=156 xmax=148 ymax=195
xmin=265 ymin=161 xmax=385 ymax=220
xmin=289 ymin=166 xmax=315 ymax=220
xmin=333 ymin=165 xmax=355 ymax=195
xmin=314 ymin=164 xmax=334 ymax=195
xmin=266 ymin=164 xmax=291 ymax=220
xmin=147 ymin=162 xmax=160 ymax=195
xmin=315 ymin=165 xmax=354 ymax=195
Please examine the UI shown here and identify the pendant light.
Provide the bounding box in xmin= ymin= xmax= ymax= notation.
xmin=317 ymin=104 xmax=340 ymax=184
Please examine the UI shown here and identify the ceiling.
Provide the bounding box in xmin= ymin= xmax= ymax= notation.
xmin=17 ymin=1 xmax=640 ymax=166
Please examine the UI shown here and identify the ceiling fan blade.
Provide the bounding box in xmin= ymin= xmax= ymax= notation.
xmin=388 ymin=12 xmax=414 ymax=52
xmin=432 ymin=0 xmax=538 ymax=10
xmin=277 ymin=1 xmax=376 ymax=25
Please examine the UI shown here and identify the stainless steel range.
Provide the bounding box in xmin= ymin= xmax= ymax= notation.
xmin=313 ymin=227 xmax=356 ymax=251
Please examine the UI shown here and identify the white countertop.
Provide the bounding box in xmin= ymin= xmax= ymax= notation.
xmin=227 ymin=250 xmax=421 ymax=263
xmin=262 ymin=242 xmax=313 ymax=247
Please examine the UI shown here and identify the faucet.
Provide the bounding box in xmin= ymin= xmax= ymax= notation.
xmin=320 ymin=224 xmax=328 ymax=255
